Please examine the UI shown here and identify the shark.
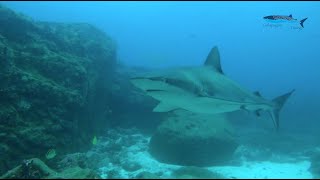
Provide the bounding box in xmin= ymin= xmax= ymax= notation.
xmin=130 ymin=46 xmax=295 ymax=131
xmin=263 ymin=14 xmax=308 ymax=28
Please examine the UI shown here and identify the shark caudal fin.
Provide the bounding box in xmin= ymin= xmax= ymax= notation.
xmin=300 ymin=18 xmax=308 ymax=28
xmin=269 ymin=89 xmax=295 ymax=131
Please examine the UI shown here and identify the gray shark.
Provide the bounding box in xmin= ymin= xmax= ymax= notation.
xmin=130 ymin=46 xmax=295 ymax=131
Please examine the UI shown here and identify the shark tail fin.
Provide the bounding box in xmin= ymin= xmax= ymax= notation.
xmin=300 ymin=18 xmax=308 ymax=28
xmin=269 ymin=89 xmax=295 ymax=131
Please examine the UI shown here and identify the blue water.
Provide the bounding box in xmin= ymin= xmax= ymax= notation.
xmin=2 ymin=1 xmax=319 ymax=133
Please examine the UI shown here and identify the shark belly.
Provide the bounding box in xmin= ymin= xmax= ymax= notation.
xmin=189 ymin=97 xmax=247 ymax=114
xmin=147 ymin=90 xmax=245 ymax=114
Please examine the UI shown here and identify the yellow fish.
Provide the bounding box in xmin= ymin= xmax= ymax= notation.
xmin=46 ymin=149 xmax=56 ymax=159
xmin=92 ymin=135 xmax=98 ymax=145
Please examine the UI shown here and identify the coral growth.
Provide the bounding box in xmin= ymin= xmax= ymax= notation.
xmin=0 ymin=158 xmax=99 ymax=179
xmin=0 ymin=5 xmax=116 ymax=174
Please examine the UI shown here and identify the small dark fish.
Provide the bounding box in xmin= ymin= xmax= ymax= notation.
xmin=263 ymin=14 xmax=308 ymax=28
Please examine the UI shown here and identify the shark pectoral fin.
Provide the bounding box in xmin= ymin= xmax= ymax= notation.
xmin=267 ymin=110 xmax=279 ymax=131
xmin=204 ymin=46 xmax=224 ymax=74
xmin=153 ymin=102 xmax=179 ymax=112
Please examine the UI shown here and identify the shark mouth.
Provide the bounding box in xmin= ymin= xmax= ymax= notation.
xmin=131 ymin=76 xmax=212 ymax=98
xmin=131 ymin=77 xmax=168 ymax=93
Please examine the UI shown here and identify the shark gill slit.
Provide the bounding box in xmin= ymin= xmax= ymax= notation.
xmin=146 ymin=89 xmax=165 ymax=92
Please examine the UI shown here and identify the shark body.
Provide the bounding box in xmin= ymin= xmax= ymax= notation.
xmin=131 ymin=47 xmax=294 ymax=131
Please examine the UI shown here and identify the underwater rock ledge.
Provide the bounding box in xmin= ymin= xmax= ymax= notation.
xmin=149 ymin=113 xmax=238 ymax=166
xmin=0 ymin=5 xmax=117 ymax=174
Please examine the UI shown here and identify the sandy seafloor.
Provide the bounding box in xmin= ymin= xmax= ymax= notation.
xmin=97 ymin=132 xmax=314 ymax=179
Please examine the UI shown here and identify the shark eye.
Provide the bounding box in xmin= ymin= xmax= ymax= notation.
xmin=165 ymin=78 xmax=185 ymax=86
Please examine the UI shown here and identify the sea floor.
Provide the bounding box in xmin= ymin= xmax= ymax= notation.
xmin=208 ymin=161 xmax=312 ymax=179
xmin=96 ymin=128 xmax=314 ymax=179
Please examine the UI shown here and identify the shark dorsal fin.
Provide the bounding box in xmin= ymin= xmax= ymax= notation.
xmin=254 ymin=91 xmax=262 ymax=97
xmin=289 ymin=14 xmax=292 ymax=18
xmin=204 ymin=46 xmax=224 ymax=74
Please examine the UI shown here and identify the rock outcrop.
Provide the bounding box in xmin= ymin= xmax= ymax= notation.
xmin=149 ymin=111 xmax=239 ymax=166
xmin=0 ymin=5 xmax=116 ymax=174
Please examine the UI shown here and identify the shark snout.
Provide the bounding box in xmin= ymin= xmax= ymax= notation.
xmin=130 ymin=76 xmax=170 ymax=92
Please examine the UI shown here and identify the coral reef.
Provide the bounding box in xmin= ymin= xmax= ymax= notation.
xmin=0 ymin=158 xmax=99 ymax=179
xmin=0 ymin=158 xmax=57 ymax=179
xmin=96 ymin=128 xmax=181 ymax=178
xmin=149 ymin=112 xmax=239 ymax=166
xmin=52 ymin=128 xmax=147 ymax=178
xmin=2 ymin=126 xmax=311 ymax=179
xmin=0 ymin=5 xmax=166 ymax=175
xmin=0 ymin=5 xmax=117 ymax=174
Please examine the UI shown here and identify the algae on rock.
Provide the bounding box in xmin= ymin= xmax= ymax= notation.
xmin=149 ymin=111 xmax=239 ymax=166
xmin=0 ymin=5 xmax=116 ymax=174
xmin=0 ymin=158 xmax=99 ymax=179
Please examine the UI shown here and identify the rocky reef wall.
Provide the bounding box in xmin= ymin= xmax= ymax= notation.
xmin=0 ymin=5 xmax=118 ymax=174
